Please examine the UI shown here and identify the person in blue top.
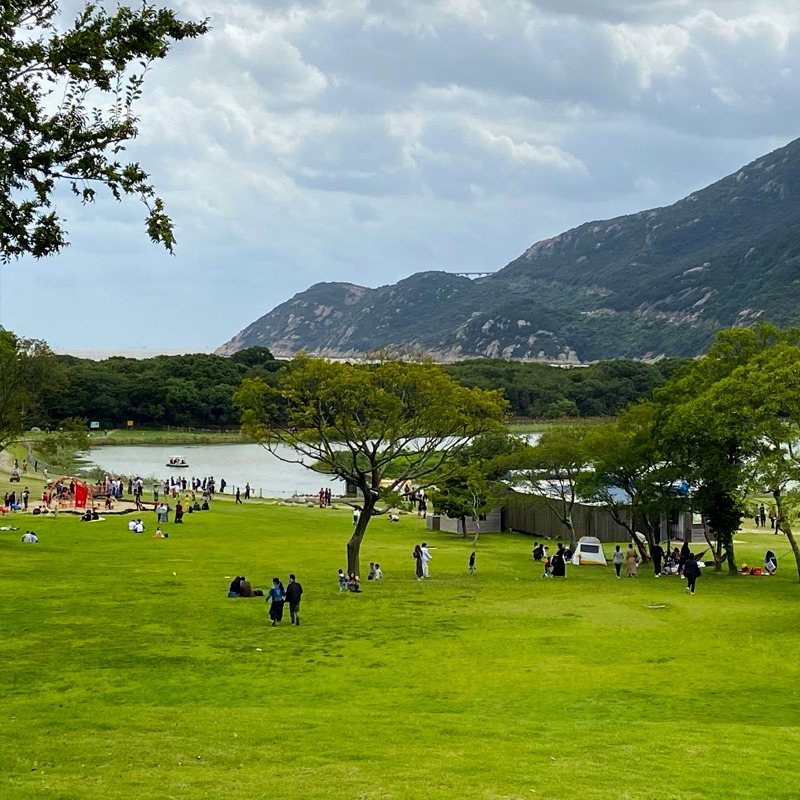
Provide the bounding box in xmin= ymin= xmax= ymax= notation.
xmin=267 ymin=578 xmax=285 ymax=626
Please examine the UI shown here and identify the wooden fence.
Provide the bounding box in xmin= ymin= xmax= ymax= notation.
xmin=503 ymin=497 xmax=632 ymax=542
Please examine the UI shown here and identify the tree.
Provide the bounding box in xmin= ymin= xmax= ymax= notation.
xmin=502 ymin=423 xmax=595 ymax=542
xmin=1 ymin=1 xmax=208 ymax=260
xmin=582 ymin=404 xmax=681 ymax=559
xmin=235 ymin=356 xmax=508 ymax=576
xmin=0 ymin=328 xmax=62 ymax=452
xmin=427 ymin=464 xmax=491 ymax=541
xmin=36 ymin=415 xmax=89 ymax=471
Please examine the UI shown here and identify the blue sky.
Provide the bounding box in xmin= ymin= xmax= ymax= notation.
xmin=0 ymin=0 xmax=796 ymax=351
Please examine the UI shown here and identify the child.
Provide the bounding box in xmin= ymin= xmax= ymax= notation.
xmin=374 ymin=563 xmax=383 ymax=580
xmin=612 ymin=545 xmax=624 ymax=579
xmin=367 ymin=562 xmax=376 ymax=580
xmin=542 ymin=548 xmax=552 ymax=578
xmin=338 ymin=569 xmax=347 ymax=591
xmin=468 ymin=551 xmax=476 ymax=574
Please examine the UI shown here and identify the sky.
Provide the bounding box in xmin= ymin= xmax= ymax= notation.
xmin=1 ymin=0 xmax=798 ymax=353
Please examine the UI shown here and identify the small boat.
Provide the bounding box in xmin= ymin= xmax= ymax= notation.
xmin=166 ymin=455 xmax=189 ymax=468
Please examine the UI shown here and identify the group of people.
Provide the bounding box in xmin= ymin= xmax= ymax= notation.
xmin=412 ymin=543 xmax=433 ymax=579
xmin=533 ymin=542 xmax=571 ymax=578
xmin=2 ymin=488 xmax=29 ymax=511
xmin=227 ymin=575 xmax=304 ymax=626
xmin=318 ymin=487 xmax=333 ymax=508
xmin=753 ymin=502 xmax=778 ymax=530
xmin=401 ymin=484 xmax=428 ymax=518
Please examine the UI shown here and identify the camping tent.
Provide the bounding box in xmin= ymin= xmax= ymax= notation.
xmin=572 ymin=536 xmax=607 ymax=566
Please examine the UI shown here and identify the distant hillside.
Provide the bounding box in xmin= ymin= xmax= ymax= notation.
xmin=218 ymin=138 xmax=800 ymax=361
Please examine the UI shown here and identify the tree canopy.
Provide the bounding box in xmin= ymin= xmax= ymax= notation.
xmin=235 ymin=356 xmax=508 ymax=576
xmin=1 ymin=1 xmax=208 ymax=260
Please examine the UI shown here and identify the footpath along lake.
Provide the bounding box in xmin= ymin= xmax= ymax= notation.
xmin=86 ymin=434 xmax=542 ymax=498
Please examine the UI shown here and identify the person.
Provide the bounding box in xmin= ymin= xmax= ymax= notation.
xmin=563 ymin=544 xmax=573 ymax=561
xmin=367 ymin=562 xmax=376 ymax=580
xmin=551 ymin=543 xmax=566 ymax=578
xmin=220 ymin=478 xmax=227 ymax=494
xmin=267 ymin=578 xmax=285 ymax=625
xmin=21 ymin=531 xmax=38 ymax=543
xmin=228 ymin=576 xmax=244 ymax=597
xmin=338 ymin=569 xmax=347 ymax=591
xmin=769 ymin=506 xmax=777 ymax=531
xmin=664 ymin=552 xmax=679 ymax=575
xmin=625 ymin=544 xmax=639 ymax=577
xmin=352 ymin=507 xmax=361 ymax=527
xmin=347 ymin=573 xmax=362 ymax=592
xmin=684 ymin=554 xmax=701 ymax=594
xmin=235 ymin=488 xmax=242 ymax=504
xmin=239 ymin=578 xmax=254 ymax=598
xmin=154 ymin=527 xmax=166 ymax=538
xmin=413 ymin=545 xmax=424 ymax=579
xmin=388 ymin=513 xmax=400 ymax=523
xmin=468 ymin=551 xmax=476 ymax=575
xmin=612 ymin=545 xmax=624 ymax=579
xmin=244 ymin=483 xmax=251 ymax=500
xmin=135 ymin=519 xmax=144 ymax=534
xmin=420 ymin=542 xmax=432 ymax=578
xmin=764 ymin=550 xmax=778 ymax=576
xmin=285 ymin=574 xmax=303 ymax=625
xmin=418 ymin=496 xmax=427 ymax=519
xmin=541 ymin=549 xmax=553 ymax=578
xmin=651 ymin=540 xmax=664 ymax=577
xmin=22 ymin=487 xmax=29 ymax=510
xmin=679 ymin=540 xmax=691 ymax=578
xmin=175 ymin=501 xmax=183 ymax=524
xmin=759 ymin=503 xmax=767 ymax=528
xmin=532 ymin=542 xmax=542 ymax=561
xmin=374 ymin=563 xmax=383 ymax=580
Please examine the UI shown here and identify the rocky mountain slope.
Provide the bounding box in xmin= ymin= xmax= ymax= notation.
xmin=218 ymin=138 xmax=800 ymax=362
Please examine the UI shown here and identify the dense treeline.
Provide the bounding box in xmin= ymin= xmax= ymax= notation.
xmin=38 ymin=348 xmax=281 ymax=428
xmin=34 ymin=348 xmax=686 ymax=428
xmin=443 ymin=358 xmax=687 ymax=418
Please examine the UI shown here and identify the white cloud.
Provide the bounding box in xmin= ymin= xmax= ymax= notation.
xmin=2 ymin=0 xmax=799 ymax=349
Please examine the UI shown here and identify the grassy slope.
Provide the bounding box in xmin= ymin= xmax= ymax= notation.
xmin=0 ymin=496 xmax=798 ymax=800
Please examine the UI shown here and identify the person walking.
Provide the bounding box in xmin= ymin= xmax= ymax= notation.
xmin=267 ymin=578 xmax=285 ymax=626
xmin=468 ymin=551 xmax=476 ymax=575
xmin=612 ymin=545 xmax=624 ymax=579
xmin=769 ymin=506 xmax=777 ymax=531
xmin=625 ymin=544 xmax=639 ymax=577
xmin=679 ymin=540 xmax=691 ymax=577
xmin=759 ymin=503 xmax=767 ymax=529
xmin=420 ymin=542 xmax=432 ymax=578
xmin=413 ymin=544 xmax=424 ymax=580
xmin=684 ymin=554 xmax=701 ymax=594
xmin=285 ymin=574 xmax=303 ymax=626
xmin=651 ymin=540 xmax=664 ymax=577
xmin=235 ymin=487 xmax=242 ymax=504
xmin=22 ymin=487 xmax=29 ymax=510
xmin=551 ymin=543 xmax=567 ymax=578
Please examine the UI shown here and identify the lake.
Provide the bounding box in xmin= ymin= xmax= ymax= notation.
xmin=85 ymin=433 xmax=541 ymax=498
xmin=85 ymin=443 xmax=334 ymax=498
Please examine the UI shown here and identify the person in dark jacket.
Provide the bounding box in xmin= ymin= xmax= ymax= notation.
xmin=551 ymin=544 xmax=567 ymax=578
xmin=684 ymin=554 xmax=701 ymax=594
xmin=267 ymin=578 xmax=285 ymax=625
xmin=285 ymin=573 xmax=303 ymax=626
xmin=651 ymin=540 xmax=665 ymax=577
xmin=228 ymin=576 xmax=243 ymax=597
xmin=679 ymin=540 xmax=691 ymax=578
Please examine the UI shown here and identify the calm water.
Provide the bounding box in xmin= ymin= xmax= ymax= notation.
xmin=86 ymin=434 xmax=541 ymax=498
xmin=85 ymin=443 xmax=338 ymax=498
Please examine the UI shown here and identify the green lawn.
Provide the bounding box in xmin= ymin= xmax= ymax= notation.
xmin=1 ymin=498 xmax=798 ymax=800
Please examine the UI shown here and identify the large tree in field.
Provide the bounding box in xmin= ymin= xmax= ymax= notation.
xmin=1 ymin=1 xmax=208 ymax=261
xmin=235 ymin=356 xmax=508 ymax=576
xmin=501 ymin=423 xmax=595 ymax=543
xmin=698 ymin=341 xmax=800 ymax=581
xmin=0 ymin=328 xmax=62 ymax=452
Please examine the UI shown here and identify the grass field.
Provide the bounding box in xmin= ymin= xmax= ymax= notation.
xmin=1 ymin=496 xmax=798 ymax=800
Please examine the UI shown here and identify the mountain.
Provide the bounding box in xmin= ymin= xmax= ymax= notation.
xmin=218 ymin=138 xmax=800 ymax=362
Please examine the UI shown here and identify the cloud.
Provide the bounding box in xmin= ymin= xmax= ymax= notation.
xmin=2 ymin=0 xmax=798 ymax=350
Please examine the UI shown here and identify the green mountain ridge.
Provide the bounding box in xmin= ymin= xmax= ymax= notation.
xmin=218 ymin=138 xmax=800 ymax=361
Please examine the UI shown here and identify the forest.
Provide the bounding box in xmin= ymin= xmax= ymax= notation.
xmin=31 ymin=349 xmax=686 ymax=429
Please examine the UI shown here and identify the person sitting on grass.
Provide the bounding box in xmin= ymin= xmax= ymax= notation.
xmin=347 ymin=573 xmax=362 ymax=593
xmin=154 ymin=527 xmax=166 ymax=539
xmin=21 ymin=531 xmax=38 ymax=543
xmin=374 ymin=563 xmax=383 ymax=580
xmin=368 ymin=562 xmax=376 ymax=580
xmin=338 ymin=569 xmax=347 ymax=591
xmin=228 ymin=576 xmax=244 ymax=597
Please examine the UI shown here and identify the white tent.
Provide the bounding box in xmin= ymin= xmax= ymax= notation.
xmin=572 ymin=536 xmax=608 ymax=566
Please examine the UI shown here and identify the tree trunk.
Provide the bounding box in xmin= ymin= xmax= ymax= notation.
xmin=773 ymin=489 xmax=800 ymax=582
xmin=347 ymin=493 xmax=375 ymax=577
xmin=460 ymin=516 xmax=468 ymax=538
